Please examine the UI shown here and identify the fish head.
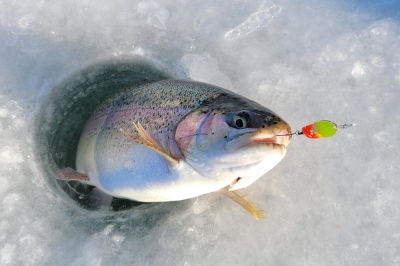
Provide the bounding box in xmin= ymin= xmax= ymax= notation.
xmin=175 ymin=93 xmax=291 ymax=191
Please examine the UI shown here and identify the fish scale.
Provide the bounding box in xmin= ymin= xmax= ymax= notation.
xmin=89 ymin=80 xmax=223 ymax=141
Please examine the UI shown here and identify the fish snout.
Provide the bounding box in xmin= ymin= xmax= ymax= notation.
xmin=250 ymin=120 xmax=292 ymax=147
xmin=275 ymin=128 xmax=291 ymax=147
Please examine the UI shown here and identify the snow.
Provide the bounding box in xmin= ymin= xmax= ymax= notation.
xmin=1 ymin=0 xmax=400 ymax=265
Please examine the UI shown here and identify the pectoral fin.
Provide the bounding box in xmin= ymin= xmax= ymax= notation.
xmin=133 ymin=122 xmax=162 ymax=148
xmin=120 ymin=125 xmax=179 ymax=165
xmin=217 ymin=187 xmax=265 ymax=220
xmin=55 ymin=167 xmax=90 ymax=181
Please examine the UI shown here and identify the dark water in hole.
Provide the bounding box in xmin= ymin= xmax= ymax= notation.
xmin=35 ymin=57 xmax=180 ymax=211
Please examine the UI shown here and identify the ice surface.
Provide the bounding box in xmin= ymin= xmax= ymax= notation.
xmin=224 ymin=1 xmax=282 ymax=40
xmin=1 ymin=0 xmax=400 ymax=265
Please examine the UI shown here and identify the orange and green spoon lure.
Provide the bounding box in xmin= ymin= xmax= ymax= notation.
xmin=277 ymin=120 xmax=355 ymax=139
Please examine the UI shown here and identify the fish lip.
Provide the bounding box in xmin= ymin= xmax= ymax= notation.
xmin=224 ymin=130 xmax=290 ymax=152
xmin=247 ymin=141 xmax=286 ymax=151
xmin=250 ymin=136 xmax=290 ymax=147
xmin=250 ymin=128 xmax=292 ymax=147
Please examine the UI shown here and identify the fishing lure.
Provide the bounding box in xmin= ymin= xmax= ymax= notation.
xmin=277 ymin=120 xmax=355 ymax=139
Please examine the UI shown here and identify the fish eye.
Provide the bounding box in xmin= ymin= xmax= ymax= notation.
xmin=233 ymin=114 xmax=248 ymax=129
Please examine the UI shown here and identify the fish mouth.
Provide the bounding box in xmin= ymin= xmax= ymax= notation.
xmin=224 ymin=124 xmax=292 ymax=152
xmin=249 ymin=120 xmax=292 ymax=148
xmin=251 ymin=129 xmax=291 ymax=147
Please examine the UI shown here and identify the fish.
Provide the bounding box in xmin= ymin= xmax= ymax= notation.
xmin=56 ymin=79 xmax=291 ymax=219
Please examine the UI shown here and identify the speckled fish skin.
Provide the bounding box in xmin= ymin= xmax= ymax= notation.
xmin=76 ymin=79 xmax=291 ymax=202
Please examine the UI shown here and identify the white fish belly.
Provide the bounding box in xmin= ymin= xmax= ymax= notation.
xmin=76 ymin=115 xmax=107 ymax=187
xmin=93 ymin=143 xmax=222 ymax=202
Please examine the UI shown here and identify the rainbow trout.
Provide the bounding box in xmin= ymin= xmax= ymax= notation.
xmin=57 ymin=80 xmax=291 ymax=219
